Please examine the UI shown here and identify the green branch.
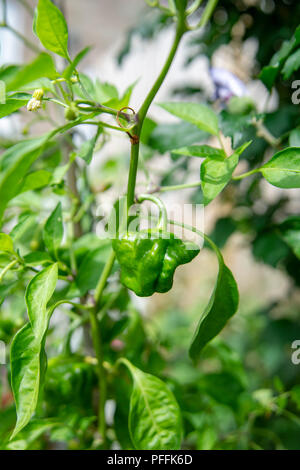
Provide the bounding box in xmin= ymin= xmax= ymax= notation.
xmin=138 ymin=17 xmax=186 ymax=124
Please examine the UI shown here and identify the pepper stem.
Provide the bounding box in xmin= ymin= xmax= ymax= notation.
xmin=137 ymin=194 xmax=168 ymax=231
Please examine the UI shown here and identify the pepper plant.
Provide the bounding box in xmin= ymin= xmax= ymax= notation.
xmin=0 ymin=0 xmax=300 ymax=450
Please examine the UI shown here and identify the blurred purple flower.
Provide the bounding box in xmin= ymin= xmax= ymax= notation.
xmin=210 ymin=67 xmax=247 ymax=101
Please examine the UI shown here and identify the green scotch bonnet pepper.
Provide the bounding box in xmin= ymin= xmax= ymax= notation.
xmin=112 ymin=229 xmax=200 ymax=297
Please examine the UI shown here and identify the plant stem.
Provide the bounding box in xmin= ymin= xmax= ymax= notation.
xmin=232 ymin=168 xmax=260 ymax=181
xmin=168 ymin=218 xmax=221 ymax=261
xmin=137 ymin=194 xmax=168 ymax=230
xmin=198 ymin=0 xmax=219 ymax=27
xmin=94 ymin=250 xmax=116 ymax=309
xmin=83 ymin=120 xmax=132 ymax=133
xmin=2 ymin=0 xmax=7 ymax=23
xmin=126 ymin=135 xmax=141 ymax=209
xmin=0 ymin=259 xmax=18 ymax=283
xmin=90 ymin=12 xmax=187 ymax=446
xmin=252 ymin=118 xmax=281 ymax=148
xmin=89 ymin=308 xmax=107 ymax=444
xmin=127 ymin=15 xmax=186 ymax=209
xmin=159 ymin=181 xmax=202 ymax=192
xmin=186 ymin=0 xmax=203 ymax=16
xmin=217 ymin=131 xmax=228 ymax=156
xmin=76 ymin=101 xmax=132 ymax=122
xmin=138 ymin=18 xmax=186 ymax=124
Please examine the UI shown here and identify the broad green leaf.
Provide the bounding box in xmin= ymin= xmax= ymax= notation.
xmin=50 ymin=162 xmax=71 ymax=185
xmin=26 ymin=263 xmax=58 ymax=336
xmin=282 ymin=49 xmax=300 ymax=79
xmin=72 ymin=242 xmax=111 ymax=297
xmin=122 ymin=360 xmax=182 ymax=450
xmin=0 ymin=99 xmax=28 ymax=119
xmin=159 ymin=102 xmax=219 ymax=136
xmin=148 ymin=121 xmax=207 ymax=153
xmin=172 ymin=145 xmax=225 ymax=158
xmin=10 ymin=213 xmax=37 ymax=244
xmin=10 ymin=264 xmax=58 ymax=438
xmin=189 ymin=242 xmax=239 ymax=361
xmin=0 ymin=64 xmax=21 ymax=84
xmin=107 ymin=81 xmax=137 ymax=110
xmin=43 ymin=203 xmax=63 ymax=257
xmin=10 ymin=324 xmax=45 ymax=440
xmin=23 ymin=251 xmax=53 ymax=267
xmin=259 ymin=29 xmax=300 ymax=89
xmin=140 ymin=118 xmax=157 ymax=145
xmin=201 ymin=142 xmax=251 ymax=205
xmin=201 ymin=154 xmax=236 ymax=205
xmin=0 ymin=233 xmax=14 ymax=253
xmin=259 ymin=66 xmax=279 ymax=91
xmin=77 ymin=128 xmax=101 ymax=164
xmin=19 ymin=170 xmax=51 ymax=194
xmin=278 ymin=216 xmax=300 ymax=258
xmin=18 ymin=77 xmax=56 ymax=94
xmin=7 ymin=419 xmax=59 ymax=450
xmin=260 ymin=147 xmax=300 ymax=188
xmin=0 ymin=135 xmax=50 ymax=224
xmin=95 ymin=80 xmax=119 ymax=104
xmin=219 ymin=111 xmax=254 ymax=149
xmin=36 ymin=0 xmax=70 ymax=59
xmin=6 ymin=53 xmax=57 ymax=92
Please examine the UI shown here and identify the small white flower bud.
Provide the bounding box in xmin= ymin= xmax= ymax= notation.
xmin=27 ymin=98 xmax=42 ymax=112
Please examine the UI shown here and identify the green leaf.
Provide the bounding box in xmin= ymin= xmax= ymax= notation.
xmin=282 ymin=48 xmax=300 ymax=79
xmin=10 ymin=264 xmax=58 ymax=439
xmin=0 ymin=135 xmax=50 ymax=224
xmin=43 ymin=203 xmax=63 ymax=257
xmin=189 ymin=242 xmax=239 ymax=361
xmin=77 ymin=128 xmax=101 ymax=164
xmin=259 ymin=29 xmax=300 ymax=89
xmin=0 ymin=99 xmax=28 ymax=119
xmin=95 ymin=80 xmax=119 ymax=104
xmin=172 ymin=145 xmax=225 ymax=158
xmin=219 ymin=111 xmax=254 ymax=149
xmin=122 ymin=359 xmax=182 ymax=450
xmin=259 ymin=66 xmax=279 ymax=91
xmin=0 ymin=233 xmax=14 ymax=253
xmin=72 ymin=242 xmax=111 ymax=297
xmin=159 ymin=102 xmax=219 ymax=136
xmin=7 ymin=419 xmax=60 ymax=450
xmin=26 ymin=263 xmax=59 ymax=337
xmin=278 ymin=216 xmax=300 ymax=258
xmin=19 ymin=170 xmax=52 ymax=194
xmin=201 ymin=142 xmax=251 ymax=205
xmin=62 ymin=46 xmax=91 ymax=80
xmin=148 ymin=121 xmax=208 ymax=153
xmin=106 ymin=81 xmax=137 ymax=110
xmin=201 ymin=153 xmax=238 ymax=205
xmin=10 ymin=324 xmax=45 ymax=440
xmin=260 ymin=147 xmax=300 ymax=188
xmin=6 ymin=53 xmax=57 ymax=92
xmin=23 ymin=252 xmax=53 ymax=267
xmin=36 ymin=0 xmax=70 ymax=59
